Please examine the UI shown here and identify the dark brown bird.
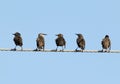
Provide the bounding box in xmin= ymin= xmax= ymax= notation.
xmin=55 ymin=34 xmax=66 ymax=51
xmin=75 ymin=34 xmax=85 ymax=52
xmin=36 ymin=33 xmax=47 ymax=51
xmin=101 ymin=35 xmax=111 ymax=52
xmin=13 ymin=32 xmax=23 ymax=51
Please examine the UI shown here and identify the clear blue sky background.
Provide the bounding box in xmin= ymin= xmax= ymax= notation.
xmin=0 ymin=0 xmax=120 ymax=84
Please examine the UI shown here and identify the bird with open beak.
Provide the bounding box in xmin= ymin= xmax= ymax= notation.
xmin=75 ymin=33 xmax=85 ymax=52
xmin=12 ymin=32 xmax=23 ymax=51
xmin=35 ymin=33 xmax=47 ymax=51
xmin=55 ymin=34 xmax=66 ymax=51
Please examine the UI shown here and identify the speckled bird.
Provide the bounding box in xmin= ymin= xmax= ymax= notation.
xmin=55 ymin=34 xmax=66 ymax=51
xmin=13 ymin=32 xmax=23 ymax=51
xmin=36 ymin=33 xmax=47 ymax=51
xmin=75 ymin=34 xmax=85 ymax=52
xmin=101 ymin=35 xmax=111 ymax=52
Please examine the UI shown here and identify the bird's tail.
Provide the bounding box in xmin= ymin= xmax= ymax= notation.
xmin=109 ymin=45 xmax=111 ymax=51
xmin=64 ymin=44 xmax=66 ymax=49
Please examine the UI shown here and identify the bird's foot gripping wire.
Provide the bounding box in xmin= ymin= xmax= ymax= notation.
xmin=33 ymin=48 xmax=39 ymax=51
xmin=80 ymin=50 xmax=84 ymax=52
xmin=11 ymin=48 xmax=16 ymax=51
xmin=55 ymin=48 xmax=58 ymax=52
xmin=21 ymin=47 xmax=23 ymax=51
xmin=75 ymin=49 xmax=84 ymax=52
xmin=106 ymin=50 xmax=110 ymax=53
xmin=101 ymin=49 xmax=104 ymax=52
xmin=75 ymin=49 xmax=79 ymax=52
xmin=75 ymin=47 xmax=79 ymax=52
xmin=33 ymin=48 xmax=44 ymax=51
xmin=101 ymin=49 xmax=110 ymax=53
xmin=60 ymin=49 xmax=64 ymax=52
xmin=55 ymin=47 xmax=64 ymax=52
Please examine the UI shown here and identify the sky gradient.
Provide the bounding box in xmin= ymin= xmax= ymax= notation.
xmin=0 ymin=0 xmax=120 ymax=84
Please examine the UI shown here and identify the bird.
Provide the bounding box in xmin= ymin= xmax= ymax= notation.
xmin=55 ymin=34 xmax=66 ymax=51
xmin=35 ymin=33 xmax=47 ymax=51
xmin=101 ymin=35 xmax=111 ymax=52
xmin=75 ymin=34 xmax=85 ymax=52
xmin=12 ymin=32 xmax=23 ymax=51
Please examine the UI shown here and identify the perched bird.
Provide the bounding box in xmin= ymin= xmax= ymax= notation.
xmin=101 ymin=35 xmax=111 ymax=52
xmin=75 ymin=34 xmax=85 ymax=52
xmin=55 ymin=34 xmax=66 ymax=51
xmin=35 ymin=33 xmax=47 ymax=51
xmin=13 ymin=32 xmax=23 ymax=51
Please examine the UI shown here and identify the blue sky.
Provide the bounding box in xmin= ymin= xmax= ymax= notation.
xmin=0 ymin=0 xmax=120 ymax=84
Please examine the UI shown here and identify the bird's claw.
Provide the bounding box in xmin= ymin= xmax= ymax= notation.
xmin=11 ymin=48 xmax=16 ymax=51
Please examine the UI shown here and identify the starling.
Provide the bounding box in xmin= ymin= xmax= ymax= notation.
xmin=55 ymin=34 xmax=66 ymax=51
xmin=35 ymin=33 xmax=47 ymax=51
xmin=101 ymin=35 xmax=111 ymax=52
xmin=13 ymin=32 xmax=23 ymax=51
xmin=75 ymin=34 xmax=85 ymax=52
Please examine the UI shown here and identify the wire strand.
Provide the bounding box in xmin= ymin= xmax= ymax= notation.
xmin=0 ymin=48 xmax=120 ymax=53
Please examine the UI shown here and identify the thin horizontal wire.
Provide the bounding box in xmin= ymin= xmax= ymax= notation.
xmin=0 ymin=48 xmax=120 ymax=53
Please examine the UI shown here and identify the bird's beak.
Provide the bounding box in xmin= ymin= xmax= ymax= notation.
xmin=76 ymin=33 xmax=78 ymax=35
xmin=43 ymin=34 xmax=47 ymax=35
xmin=13 ymin=34 xmax=15 ymax=35
xmin=55 ymin=34 xmax=58 ymax=36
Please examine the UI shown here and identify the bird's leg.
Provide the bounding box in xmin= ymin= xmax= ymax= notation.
xmin=103 ymin=49 xmax=108 ymax=52
xmin=40 ymin=47 xmax=44 ymax=51
xmin=34 ymin=48 xmax=38 ymax=51
xmin=108 ymin=46 xmax=111 ymax=52
xmin=43 ymin=46 xmax=45 ymax=51
xmin=64 ymin=45 xmax=66 ymax=50
xmin=108 ymin=50 xmax=110 ymax=52
xmin=61 ymin=46 xmax=64 ymax=52
xmin=38 ymin=47 xmax=42 ymax=51
xmin=107 ymin=48 xmax=110 ymax=53
xmin=81 ymin=49 xmax=84 ymax=52
xmin=75 ymin=47 xmax=79 ymax=52
xmin=21 ymin=46 xmax=23 ymax=51
xmin=106 ymin=49 xmax=110 ymax=52
xmin=39 ymin=48 xmax=41 ymax=51
xmin=36 ymin=48 xmax=39 ymax=51
xmin=13 ymin=46 xmax=17 ymax=51
xmin=102 ymin=48 xmax=104 ymax=52
xmin=105 ymin=49 xmax=108 ymax=52
xmin=56 ymin=46 xmax=58 ymax=51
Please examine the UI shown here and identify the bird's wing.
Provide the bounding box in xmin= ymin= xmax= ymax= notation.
xmin=14 ymin=36 xmax=23 ymax=46
xmin=55 ymin=38 xmax=58 ymax=45
xmin=62 ymin=38 xmax=66 ymax=48
xmin=108 ymin=39 xmax=111 ymax=50
xmin=101 ymin=39 xmax=104 ymax=46
xmin=36 ymin=37 xmax=44 ymax=48
xmin=55 ymin=37 xmax=66 ymax=47
xmin=36 ymin=38 xmax=39 ymax=47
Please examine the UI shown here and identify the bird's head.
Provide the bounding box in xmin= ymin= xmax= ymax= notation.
xmin=105 ymin=35 xmax=109 ymax=38
xmin=38 ymin=33 xmax=47 ymax=37
xmin=76 ymin=33 xmax=83 ymax=37
xmin=13 ymin=32 xmax=21 ymax=36
xmin=56 ymin=33 xmax=63 ymax=37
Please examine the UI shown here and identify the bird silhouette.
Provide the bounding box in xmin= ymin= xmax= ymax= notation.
xmin=75 ymin=34 xmax=85 ymax=52
xmin=101 ymin=35 xmax=111 ymax=52
xmin=12 ymin=32 xmax=23 ymax=51
xmin=55 ymin=34 xmax=66 ymax=51
xmin=35 ymin=33 xmax=47 ymax=51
